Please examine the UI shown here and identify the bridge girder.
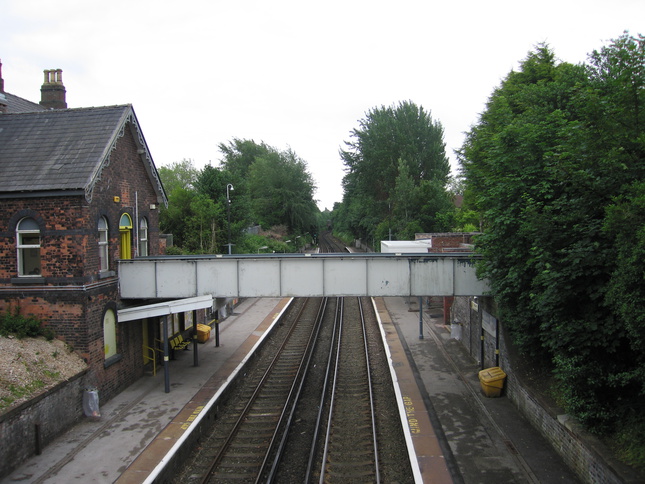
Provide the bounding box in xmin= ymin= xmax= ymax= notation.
xmin=118 ymin=253 xmax=489 ymax=299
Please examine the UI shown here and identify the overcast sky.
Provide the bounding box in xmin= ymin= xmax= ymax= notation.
xmin=2 ymin=1 xmax=643 ymax=210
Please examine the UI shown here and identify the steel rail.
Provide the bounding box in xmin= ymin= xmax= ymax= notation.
xmin=200 ymin=298 xmax=315 ymax=483
xmin=304 ymin=297 xmax=342 ymax=482
xmin=318 ymin=297 xmax=380 ymax=483
xmin=261 ymin=297 xmax=330 ymax=483
xmin=319 ymin=297 xmax=344 ymax=483
xmin=358 ymin=296 xmax=381 ymax=483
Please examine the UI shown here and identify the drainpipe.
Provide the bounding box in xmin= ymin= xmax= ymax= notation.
xmin=135 ymin=192 xmax=139 ymax=257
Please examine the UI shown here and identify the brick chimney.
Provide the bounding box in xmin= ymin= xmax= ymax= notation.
xmin=0 ymin=60 xmax=7 ymax=114
xmin=40 ymin=69 xmax=67 ymax=109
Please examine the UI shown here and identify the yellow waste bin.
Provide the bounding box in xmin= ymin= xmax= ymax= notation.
xmin=196 ymin=324 xmax=211 ymax=343
xmin=478 ymin=367 xmax=506 ymax=397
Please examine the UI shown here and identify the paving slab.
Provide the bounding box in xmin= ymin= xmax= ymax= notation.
xmin=382 ymin=296 xmax=581 ymax=484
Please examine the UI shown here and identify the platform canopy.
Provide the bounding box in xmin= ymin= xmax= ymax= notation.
xmin=117 ymin=295 xmax=213 ymax=322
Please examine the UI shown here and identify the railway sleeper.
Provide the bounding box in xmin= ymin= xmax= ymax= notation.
xmin=326 ymin=467 xmax=375 ymax=478
xmin=211 ymin=470 xmax=257 ymax=479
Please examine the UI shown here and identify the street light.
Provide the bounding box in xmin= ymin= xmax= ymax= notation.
xmin=257 ymin=245 xmax=268 ymax=254
xmin=226 ymin=184 xmax=234 ymax=255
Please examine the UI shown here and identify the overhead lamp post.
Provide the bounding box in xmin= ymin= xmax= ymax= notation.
xmin=226 ymin=184 xmax=234 ymax=255
xmin=257 ymin=245 xmax=268 ymax=254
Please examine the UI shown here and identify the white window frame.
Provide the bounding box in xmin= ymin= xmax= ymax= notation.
xmin=139 ymin=217 xmax=148 ymax=257
xmin=16 ymin=217 xmax=41 ymax=277
xmin=98 ymin=216 xmax=109 ymax=272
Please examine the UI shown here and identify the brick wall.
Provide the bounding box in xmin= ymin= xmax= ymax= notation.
xmin=0 ymin=198 xmax=88 ymax=280
xmin=0 ymin=370 xmax=89 ymax=480
xmin=450 ymin=297 xmax=643 ymax=484
xmin=415 ymin=232 xmax=478 ymax=252
xmin=0 ymin=120 xmax=163 ymax=404
xmin=90 ymin=123 xmax=162 ymax=260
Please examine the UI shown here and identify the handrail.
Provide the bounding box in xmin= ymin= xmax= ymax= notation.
xmin=142 ymin=344 xmax=157 ymax=376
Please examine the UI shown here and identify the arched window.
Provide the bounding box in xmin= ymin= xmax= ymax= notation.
xmin=98 ymin=216 xmax=109 ymax=272
xmin=139 ymin=217 xmax=149 ymax=257
xmin=16 ymin=217 xmax=41 ymax=276
xmin=103 ymin=308 xmax=117 ymax=360
xmin=119 ymin=213 xmax=133 ymax=260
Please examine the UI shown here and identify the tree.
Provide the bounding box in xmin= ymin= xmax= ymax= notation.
xmin=248 ymin=147 xmax=318 ymax=234
xmin=338 ymin=101 xmax=452 ymax=242
xmin=194 ymin=164 xmax=252 ymax=251
xmin=175 ymin=194 xmax=220 ymax=253
xmin=459 ymin=34 xmax=645 ymax=431
xmin=159 ymin=187 xmax=198 ymax=249
xmin=218 ymin=138 xmax=272 ymax=180
xmin=158 ymin=159 xmax=199 ymax=194
xmin=159 ymin=140 xmax=319 ymax=254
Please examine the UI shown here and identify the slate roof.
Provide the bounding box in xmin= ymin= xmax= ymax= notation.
xmin=3 ymin=91 xmax=46 ymax=113
xmin=0 ymin=105 xmax=167 ymax=204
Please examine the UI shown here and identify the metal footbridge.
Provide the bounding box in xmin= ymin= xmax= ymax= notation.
xmin=118 ymin=252 xmax=489 ymax=300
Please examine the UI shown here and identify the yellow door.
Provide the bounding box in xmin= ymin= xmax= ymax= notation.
xmin=119 ymin=213 xmax=133 ymax=260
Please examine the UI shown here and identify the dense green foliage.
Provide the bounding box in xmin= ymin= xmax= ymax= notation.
xmin=159 ymin=139 xmax=319 ymax=254
xmin=247 ymin=148 xmax=318 ymax=231
xmin=459 ymin=33 xmax=645 ymax=434
xmin=333 ymin=101 xmax=459 ymax=246
xmin=0 ymin=309 xmax=53 ymax=339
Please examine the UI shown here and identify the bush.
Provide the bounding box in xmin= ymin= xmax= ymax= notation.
xmin=164 ymin=245 xmax=186 ymax=255
xmin=611 ymin=416 xmax=645 ymax=470
xmin=235 ymin=233 xmax=292 ymax=254
xmin=0 ymin=309 xmax=53 ymax=340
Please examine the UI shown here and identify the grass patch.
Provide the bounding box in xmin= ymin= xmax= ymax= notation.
xmin=42 ymin=369 xmax=60 ymax=379
xmin=0 ymin=380 xmax=48 ymax=412
xmin=0 ymin=395 xmax=15 ymax=410
xmin=7 ymin=381 xmax=45 ymax=399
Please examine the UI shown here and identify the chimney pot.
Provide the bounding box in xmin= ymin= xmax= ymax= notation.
xmin=0 ymin=59 xmax=5 ymax=93
xmin=40 ymin=68 xmax=67 ymax=109
xmin=0 ymin=60 xmax=6 ymax=114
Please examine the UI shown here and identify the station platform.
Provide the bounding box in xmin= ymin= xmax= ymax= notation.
xmin=4 ymin=297 xmax=580 ymax=484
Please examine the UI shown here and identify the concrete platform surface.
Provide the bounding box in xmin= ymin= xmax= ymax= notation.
xmin=3 ymin=297 xmax=581 ymax=483
xmin=4 ymin=298 xmax=285 ymax=484
xmin=382 ymin=296 xmax=580 ymax=484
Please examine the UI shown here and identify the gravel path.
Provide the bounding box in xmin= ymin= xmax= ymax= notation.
xmin=0 ymin=336 xmax=87 ymax=414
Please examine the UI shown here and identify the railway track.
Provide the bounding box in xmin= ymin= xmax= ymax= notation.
xmin=318 ymin=231 xmax=349 ymax=253
xmin=172 ymin=233 xmax=413 ymax=483
xmin=182 ymin=298 xmax=324 ymax=483
xmin=313 ymin=297 xmax=380 ymax=482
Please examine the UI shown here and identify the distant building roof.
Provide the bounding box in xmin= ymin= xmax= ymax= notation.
xmin=3 ymin=91 xmax=46 ymax=113
xmin=380 ymin=240 xmax=433 ymax=253
xmin=0 ymin=105 xmax=167 ymax=205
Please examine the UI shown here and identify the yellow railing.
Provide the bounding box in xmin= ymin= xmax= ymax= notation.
xmin=142 ymin=344 xmax=158 ymax=376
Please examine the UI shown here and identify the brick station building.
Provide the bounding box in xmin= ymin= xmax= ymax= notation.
xmin=0 ymin=64 xmax=174 ymax=401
